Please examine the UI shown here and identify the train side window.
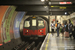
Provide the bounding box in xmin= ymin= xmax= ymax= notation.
xmin=38 ymin=20 xmax=44 ymax=27
xmin=24 ymin=21 xmax=30 ymax=27
xmin=32 ymin=19 xmax=36 ymax=26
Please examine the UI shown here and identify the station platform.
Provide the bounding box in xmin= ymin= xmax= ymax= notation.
xmin=40 ymin=33 xmax=75 ymax=50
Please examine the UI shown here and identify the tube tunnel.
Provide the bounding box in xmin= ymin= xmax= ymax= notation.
xmin=0 ymin=6 xmax=49 ymax=50
xmin=0 ymin=6 xmax=26 ymax=50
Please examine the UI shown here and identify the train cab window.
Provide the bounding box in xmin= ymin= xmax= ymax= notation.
xmin=38 ymin=20 xmax=44 ymax=27
xmin=24 ymin=21 xmax=30 ymax=27
xmin=32 ymin=19 xmax=36 ymax=26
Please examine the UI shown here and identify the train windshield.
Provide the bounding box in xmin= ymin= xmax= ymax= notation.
xmin=32 ymin=19 xmax=36 ymax=26
xmin=24 ymin=21 xmax=30 ymax=27
xmin=38 ymin=20 xmax=44 ymax=27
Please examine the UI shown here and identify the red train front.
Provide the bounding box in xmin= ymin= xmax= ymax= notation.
xmin=23 ymin=16 xmax=47 ymax=38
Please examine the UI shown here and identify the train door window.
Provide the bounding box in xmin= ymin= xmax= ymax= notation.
xmin=32 ymin=19 xmax=36 ymax=26
xmin=24 ymin=21 xmax=30 ymax=27
xmin=38 ymin=20 xmax=44 ymax=27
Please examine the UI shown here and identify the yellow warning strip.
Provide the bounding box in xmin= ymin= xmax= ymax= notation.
xmin=45 ymin=33 xmax=51 ymax=50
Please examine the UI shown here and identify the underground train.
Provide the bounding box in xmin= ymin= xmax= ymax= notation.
xmin=23 ymin=16 xmax=48 ymax=38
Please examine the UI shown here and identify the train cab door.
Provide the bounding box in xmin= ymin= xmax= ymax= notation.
xmin=31 ymin=18 xmax=38 ymax=35
xmin=38 ymin=19 xmax=45 ymax=35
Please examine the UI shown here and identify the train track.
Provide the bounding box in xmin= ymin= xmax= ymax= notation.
xmin=13 ymin=37 xmax=45 ymax=50
xmin=25 ymin=41 xmax=42 ymax=50
xmin=13 ymin=41 xmax=42 ymax=50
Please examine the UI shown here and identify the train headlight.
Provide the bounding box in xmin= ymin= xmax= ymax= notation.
xmin=26 ymin=30 xmax=28 ymax=32
xmin=40 ymin=30 xmax=43 ymax=32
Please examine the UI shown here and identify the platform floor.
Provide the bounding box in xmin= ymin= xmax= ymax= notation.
xmin=40 ymin=33 xmax=75 ymax=50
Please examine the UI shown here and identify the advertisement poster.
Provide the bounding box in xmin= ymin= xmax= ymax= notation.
xmin=2 ymin=6 xmax=12 ymax=43
xmin=14 ymin=12 xmax=25 ymax=39
xmin=3 ymin=6 xmax=16 ymax=43
xmin=0 ymin=6 xmax=8 ymax=45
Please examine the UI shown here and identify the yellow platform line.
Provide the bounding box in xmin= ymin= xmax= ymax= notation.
xmin=45 ymin=33 xmax=51 ymax=50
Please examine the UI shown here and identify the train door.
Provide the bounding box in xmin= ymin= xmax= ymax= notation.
xmin=31 ymin=19 xmax=38 ymax=35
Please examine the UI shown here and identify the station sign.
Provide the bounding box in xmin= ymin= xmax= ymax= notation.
xmin=66 ymin=2 xmax=72 ymax=4
xmin=59 ymin=2 xmax=66 ymax=4
xmin=53 ymin=19 xmax=55 ymax=21
xmin=60 ymin=7 xmax=66 ymax=9
xmin=51 ymin=6 xmax=66 ymax=9
xmin=59 ymin=2 xmax=72 ymax=4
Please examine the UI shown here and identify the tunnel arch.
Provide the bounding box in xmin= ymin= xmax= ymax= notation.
xmin=20 ymin=15 xmax=50 ymax=37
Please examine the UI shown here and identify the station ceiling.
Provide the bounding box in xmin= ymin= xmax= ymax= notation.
xmin=0 ymin=0 xmax=75 ymax=15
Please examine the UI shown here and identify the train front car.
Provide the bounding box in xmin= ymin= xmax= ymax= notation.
xmin=23 ymin=16 xmax=46 ymax=39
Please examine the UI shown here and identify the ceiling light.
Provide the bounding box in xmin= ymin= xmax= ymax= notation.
xmin=41 ymin=0 xmax=45 ymax=2
xmin=65 ymin=12 xmax=67 ymax=15
xmin=44 ymin=6 xmax=47 ymax=8
xmin=49 ymin=2 xmax=51 ymax=4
